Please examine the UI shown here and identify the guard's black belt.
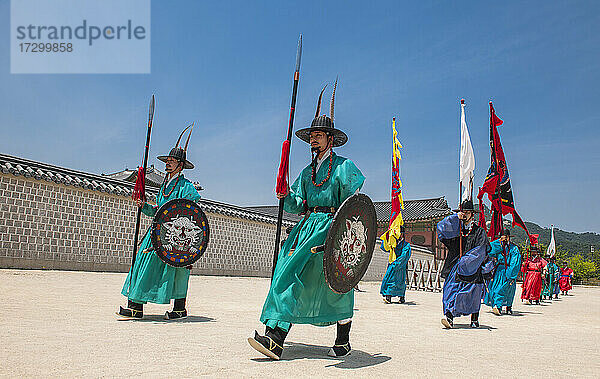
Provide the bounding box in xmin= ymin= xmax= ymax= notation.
xmin=309 ymin=206 xmax=337 ymax=214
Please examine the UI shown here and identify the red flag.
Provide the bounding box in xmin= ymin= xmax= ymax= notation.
xmin=492 ymin=111 xmax=503 ymax=127
xmin=477 ymin=102 xmax=529 ymax=239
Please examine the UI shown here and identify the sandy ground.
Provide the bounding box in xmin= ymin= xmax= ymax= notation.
xmin=0 ymin=269 xmax=598 ymax=378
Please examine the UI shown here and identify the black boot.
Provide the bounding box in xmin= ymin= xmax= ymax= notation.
xmin=441 ymin=311 xmax=454 ymax=329
xmin=248 ymin=326 xmax=288 ymax=360
xmin=470 ymin=312 xmax=480 ymax=328
xmin=165 ymin=298 xmax=187 ymax=320
xmin=328 ymin=321 xmax=352 ymax=357
xmin=383 ymin=295 xmax=392 ymax=304
xmin=117 ymin=300 xmax=143 ymax=319
xmin=506 ymin=306 xmax=513 ymax=315
xmin=399 ymin=296 xmax=406 ymax=304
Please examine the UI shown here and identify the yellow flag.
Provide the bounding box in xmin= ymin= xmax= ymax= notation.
xmin=380 ymin=117 xmax=404 ymax=263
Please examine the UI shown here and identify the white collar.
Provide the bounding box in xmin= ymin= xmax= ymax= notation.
xmin=315 ymin=150 xmax=332 ymax=172
xmin=165 ymin=172 xmax=182 ymax=188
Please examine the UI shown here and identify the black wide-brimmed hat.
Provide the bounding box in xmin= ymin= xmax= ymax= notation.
xmin=295 ymin=79 xmax=348 ymax=147
xmin=452 ymin=199 xmax=481 ymax=213
xmin=157 ymin=123 xmax=195 ymax=169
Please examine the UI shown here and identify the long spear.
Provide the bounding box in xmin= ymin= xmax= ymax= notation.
xmin=129 ymin=95 xmax=155 ymax=291
xmin=272 ymin=35 xmax=302 ymax=277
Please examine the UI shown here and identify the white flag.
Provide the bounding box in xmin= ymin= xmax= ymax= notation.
xmin=460 ymin=101 xmax=475 ymax=201
xmin=547 ymin=225 xmax=556 ymax=258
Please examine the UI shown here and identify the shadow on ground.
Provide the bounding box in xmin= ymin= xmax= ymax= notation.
xmin=445 ymin=323 xmax=497 ymax=330
xmin=119 ymin=315 xmax=216 ymax=323
xmin=252 ymin=342 xmax=391 ymax=369
xmin=509 ymin=310 xmax=542 ymax=316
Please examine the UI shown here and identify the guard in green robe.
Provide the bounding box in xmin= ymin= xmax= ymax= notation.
xmin=248 ymin=82 xmax=365 ymax=360
xmin=542 ymin=257 xmax=559 ymax=300
xmin=484 ymin=229 xmax=521 ymax=315
xmin=118 ymin=125 xmax=201 ymax=320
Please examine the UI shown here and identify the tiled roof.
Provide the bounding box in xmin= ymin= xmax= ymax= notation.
xmin=104 ymin=166 xmax=166 ymax=188
xmin=374 ymin=197 xmax=452 ymax=223
xmin=0 ymin=153 xmax=135 ymax=197
xmin=248 ymin=196 xmax=452 ymax=225
xmin=0 ymin=153 xmax=291 ymax=226
xmin=104 ymin=166 xmax=204 ymax=191
xmin=201 ymin=200 xmax=295 ymax=226
xmin=245 ymin=206 xmax=302 ymax=223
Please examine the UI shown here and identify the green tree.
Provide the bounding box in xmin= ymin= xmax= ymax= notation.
xmin=568 ymin=255 xmax=597 ymax=284
xmin=592 ymin=246 xmax=600 ymax=277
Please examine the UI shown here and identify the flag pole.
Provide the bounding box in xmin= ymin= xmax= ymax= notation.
xmin=459 ymin=99 xmax=464 ymax=257
xmin=272 ymin=35 xmax=302 ymax=278
xmin=490 ymin=101 xmax=505 ymax=242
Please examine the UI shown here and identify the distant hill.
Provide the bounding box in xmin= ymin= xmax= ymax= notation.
xmin=476 ymin=206 xmax=599 ymax=259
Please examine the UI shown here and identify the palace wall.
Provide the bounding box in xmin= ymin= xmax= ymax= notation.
xmin=0 ymin=173 xmax=392 ymax=281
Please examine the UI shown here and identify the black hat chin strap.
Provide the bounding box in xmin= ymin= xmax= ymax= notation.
xmin=311 ymin=138 xmax=332 ymax=181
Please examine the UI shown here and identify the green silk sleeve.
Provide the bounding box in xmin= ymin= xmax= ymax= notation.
xmin=283 ymin=170 xmax=306 ymax=214
xmin=506 ymin=245 xmax=522 ymax=280
xmin=488 ymin=239 xmax=502 ymax=259
xmin=141 ymin=202 xmax=157 ymax=217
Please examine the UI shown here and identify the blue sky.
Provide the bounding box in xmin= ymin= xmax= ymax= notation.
xmin=1 ymin=1 xmax=598 ymax=233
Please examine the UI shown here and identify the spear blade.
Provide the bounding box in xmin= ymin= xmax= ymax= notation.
xmin=295 ymin=35 xmax=302 ymax=73
xmin=148 ymin=94 xmax=155 ymax=127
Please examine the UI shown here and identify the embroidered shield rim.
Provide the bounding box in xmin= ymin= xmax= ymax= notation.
xmin=323 ymin=193 xmax=377 ymax=294
xmin=151 ymin=198 xmax=210 ymax=267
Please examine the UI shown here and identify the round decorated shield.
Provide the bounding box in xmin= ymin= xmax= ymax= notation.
xmin=323 ymin=193 xmax=378 ymax=294
xmin=151 ymin=198 xmax=210 ymax=267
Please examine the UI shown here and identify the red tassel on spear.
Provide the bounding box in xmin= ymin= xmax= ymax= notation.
xmin=275 ymin=141 xmax=290 ymax=195
xmin=132 ymin=166 xmax=147 ymax=203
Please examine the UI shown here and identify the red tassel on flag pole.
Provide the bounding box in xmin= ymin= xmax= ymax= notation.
xmin=529 ymin=234 xmax=539 ymax=245
xmin=132 ymin=166 xmax=146 ymax=202
xmin=276 ymin=140 xmax=290 ymax=195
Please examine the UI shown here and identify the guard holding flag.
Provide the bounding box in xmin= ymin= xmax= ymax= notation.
xmin=379 ymin=118 xmax=411 ymax=304
xmin=380 ymin=227 xmax=411 ymax=304
xmin=437 ymin=200 xmax=493 ymax=328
